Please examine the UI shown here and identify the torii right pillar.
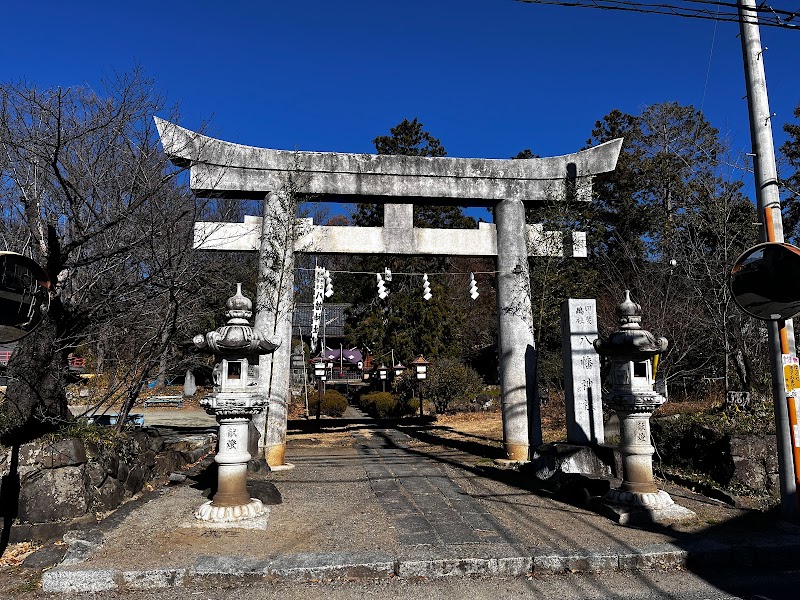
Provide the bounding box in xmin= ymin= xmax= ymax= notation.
xmin=495 ymin=199 xmax=539 ymax=461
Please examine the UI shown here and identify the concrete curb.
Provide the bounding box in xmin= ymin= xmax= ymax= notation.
xmin=40 ymin=539 xmax=800 ymax=592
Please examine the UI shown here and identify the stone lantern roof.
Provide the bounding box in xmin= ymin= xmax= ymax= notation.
xmin=193 ymin=283 xmax=281 ymax=355
xmin=594 ymin=291 xmax=668 ymax=360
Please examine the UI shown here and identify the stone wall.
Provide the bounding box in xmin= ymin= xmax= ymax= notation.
xmin=729 ymin=435 xmax=779 ymax=497
xmin=0 ymin=429 xmax=215 ymax=542
xmin=650 ymin=418 xmax=779 ymax=498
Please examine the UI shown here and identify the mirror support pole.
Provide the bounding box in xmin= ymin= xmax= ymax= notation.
xmin=740 ymin=0 xmax=799 ymax=521
xmin=768 ymin=321 xmax=799 ymax=518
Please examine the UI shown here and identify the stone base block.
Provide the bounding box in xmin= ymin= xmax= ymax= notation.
xmin=194 ymin=498 xmax=268 ymax=524
xmin=529 ymin=443 xmax=614 ymax=481
xmin=183 ymin=506 xmax=271 ymax=530
xmin=589 ymin=493 xmax=696 ymax=527
xmin=268 ymin=463 xmax=295 ymax=472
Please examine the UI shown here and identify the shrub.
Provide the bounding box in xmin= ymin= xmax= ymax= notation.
xmin=323 ymin=389 xmax=348 ymax=416
xmin=355 ymin=391 xmax=369 ymax=412
xmin=308 ymin=388 xmax=348 ymax=417
xmin=391 ymin=370 xmax=417 ymax=402
xmin=371 ymin=392 xmax=399 ymax=418
xmin=359 ymin=391 xmax=414 ymax=418
xmin=47 ymin=419 xmax=121 ymax=444
xmin=420 ymin=358 xmax=483 ymax=414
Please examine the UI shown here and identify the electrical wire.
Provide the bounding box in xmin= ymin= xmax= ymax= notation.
xmin=698 ymin=3 xmax=721 ymax=118
xmin=515 ymin=0 xmax=800 ymax=29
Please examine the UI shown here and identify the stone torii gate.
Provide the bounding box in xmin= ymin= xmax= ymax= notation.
xmin=156 ymin=117 xmax=622 ymax=465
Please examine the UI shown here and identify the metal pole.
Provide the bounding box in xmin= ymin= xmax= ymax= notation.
xmin=302 ymin=330 xmax=309 ymax=416
xmin=419 ymin=383 xmax=423 ymax=418
xmin=738 ymin=0 xmax=799 ymax=520
xmin=316 ymin=377 xmax=322 ymax=422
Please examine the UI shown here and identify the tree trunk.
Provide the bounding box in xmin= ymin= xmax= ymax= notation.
xmin=96 ymin=339 xmax=104 ymax=375
xmin=733 ymin=347 xmax=753 ymax=392
xmin=4 ymin=311 xmax=69 ymax=443
xmin=115 ymin=298 xmax=178 ymax=430
xmin=156 ymin=350 xmax=168 ymax=389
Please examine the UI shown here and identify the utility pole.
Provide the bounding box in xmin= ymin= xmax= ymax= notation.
xmin=738 ymin=0 xmax=799 ymax=521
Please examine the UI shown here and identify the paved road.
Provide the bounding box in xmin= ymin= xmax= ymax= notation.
xmin=355 ymin=428 xmax=516 ymax=546
xmin=68 ymin=406 xmax=217 ymax=428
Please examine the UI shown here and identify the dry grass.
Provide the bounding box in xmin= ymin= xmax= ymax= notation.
xmin=425 ymin=403 xmax=569 ymax=450
xmin=69 ymin=385 xmax=210 ymax=412
xmin=287 ymin=428 xmax=355 ymax=448
xmin=283 ymin=394 xmax=572 ymax=458
xmin=435 ymin=412 xmax=503 ymax=442
xmin=0 ymin=541 xmax=43 ymax=568
xmin=655 ymin=397 xmax=722 ymax=417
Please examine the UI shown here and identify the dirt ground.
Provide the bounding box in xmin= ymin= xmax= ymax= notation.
xmin=431 ymin=401 xmax=569 ymax=447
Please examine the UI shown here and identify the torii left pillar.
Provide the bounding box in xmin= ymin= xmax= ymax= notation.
xmin=253 ymin=191 xmax=295 ymax=469
xmin=495 ymin=198 xmax=539 ymax=460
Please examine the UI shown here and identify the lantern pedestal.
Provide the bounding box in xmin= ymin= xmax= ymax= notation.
xmin=592 ymin=400 xmax=696 ymax=526
xmin=196 ymin=396 xmax=268 ymax=523
xmin=600 ymin=405 xmax=692 ymax=523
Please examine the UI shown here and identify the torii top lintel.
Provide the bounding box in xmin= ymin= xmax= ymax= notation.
xmin=155 ymin=117 xmax=623 ymax=204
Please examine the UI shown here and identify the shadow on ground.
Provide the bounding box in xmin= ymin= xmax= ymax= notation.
xmin=286 ymin=412 xmax=798 ymax=599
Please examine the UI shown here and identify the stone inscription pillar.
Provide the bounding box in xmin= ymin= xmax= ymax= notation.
xmin=495 ymin=198 xmax=540 ymax=460
xmin=560 ymin=299 xmax=604 ymax=445
xmin=254 ymin=191 xmax=295 ymax=468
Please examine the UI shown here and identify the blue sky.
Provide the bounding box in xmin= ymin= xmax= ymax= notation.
xmin=3 ymin=1 xmax=799 ymax=199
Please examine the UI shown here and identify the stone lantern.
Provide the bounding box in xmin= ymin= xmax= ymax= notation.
xmin=593 ymin=291 xmax=693 ymax=524
xmin=410 ymin=356 xmax=430 ymax=418
xmin=393 ymin=361 xmax=406 ymax=378
xmin=376 ymin=364 xmax=389 ymax=392
xmin=193 ymin=283 xmax=280 ymax=523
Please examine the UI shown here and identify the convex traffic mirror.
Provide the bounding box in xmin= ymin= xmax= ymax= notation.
xmin=730 ymin=242 xmax=800 ymax=321
xmin=0 ymin=252 xmax=51 ymax=343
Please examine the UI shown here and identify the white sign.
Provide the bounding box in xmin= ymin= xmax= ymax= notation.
xmin=310 ymin=266 xmax=325 ymax=352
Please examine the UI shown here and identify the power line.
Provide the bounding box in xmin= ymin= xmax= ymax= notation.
xmin=516 ymin=0 xmax=800 ymax=29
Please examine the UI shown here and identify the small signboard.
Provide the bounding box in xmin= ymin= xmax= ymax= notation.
xmin=782 ymin=355 xmax=800 ymax=392
xmin=726 ymin=391 xmax=751 ymax=410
